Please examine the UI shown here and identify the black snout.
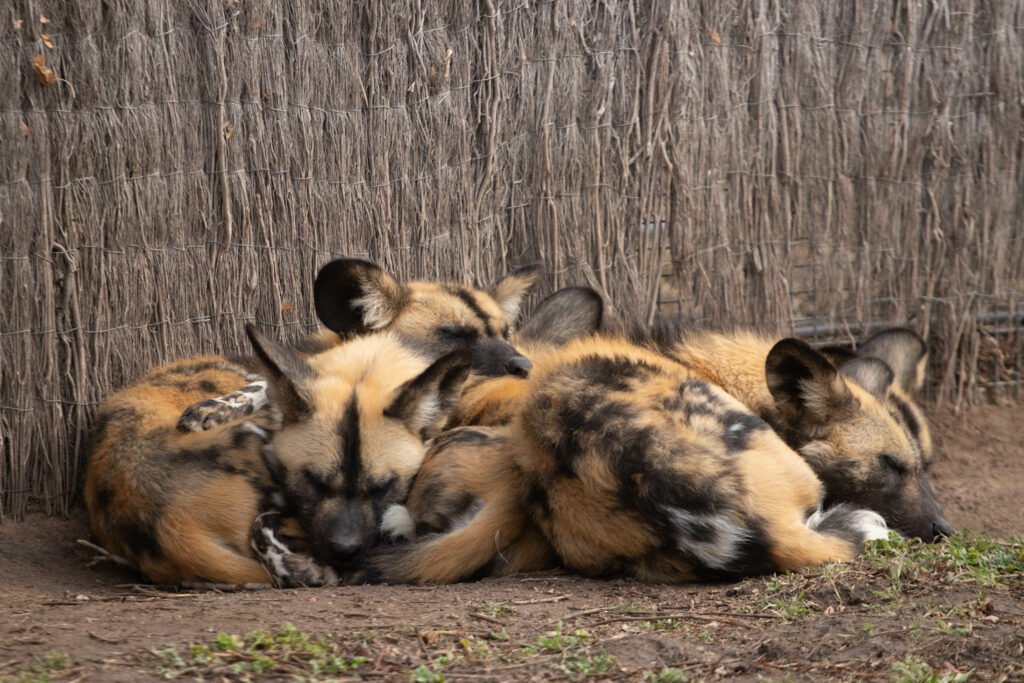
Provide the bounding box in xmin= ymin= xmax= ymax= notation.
xmin=327 ymin=536 xmax=363 ymax=562
xmin=505 ymin=355 xmax=533 ymax=378
xmin=470 ymin=338 xmax=532 ymax=378
xmin=932 ymin=518 xmax=953 ymax=541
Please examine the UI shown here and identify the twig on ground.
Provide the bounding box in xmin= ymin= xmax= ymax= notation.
xmin=470 ymin=612 xmax=504 ymax=625
xmin=76 ymin=538 xmax=134 ymax=570
xmin=511 ymin=594 xmax=570 ymax=605
xmin=587 ymin=612 xmax=746 ymax=628
xmin=549 ymin=606 xmax=607 ymax=623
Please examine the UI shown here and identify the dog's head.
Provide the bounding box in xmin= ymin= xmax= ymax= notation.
xmin=313 ymin=259 xmax=540 ymax=378
xmin=247 ymin=325 xmax=471 ymax=568
xmin=765 ymin=328 xmax=949 ymax=541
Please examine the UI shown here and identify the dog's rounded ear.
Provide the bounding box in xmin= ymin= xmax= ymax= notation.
xmin=856 ymin=328 xmax=927 ymax=395
xmin=384 ymin=349 xmax=473 ymax=440
xmin=489 ymin=263 xmax=543 ymax=323
xmin=766 ymin=338 xmax=854 ymax=427
xmin=518 ymin=287 xmax=603 ymax=346
xmin=839 ymin=357 xmax=895 ymax=401
xmin=314 ymin=259 xmax=410 ymax=336
xmin=246 ymin=324 xmax=313 ymax=424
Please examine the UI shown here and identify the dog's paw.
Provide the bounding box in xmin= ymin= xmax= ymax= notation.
xmin=250 ymin=512 xmax=338 ymax=588
xmin=176 ymin=381 xmax=270 ymax=432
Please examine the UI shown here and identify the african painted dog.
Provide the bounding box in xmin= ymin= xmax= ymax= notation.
xmin=352 ymin=334 xmax=891 ymax=584
xmin=84 ymin=326 xmax=472 ymax=585
xmin=665 ymin=327 xmax=950 ymax=541
xmin=250 ymin=286 xmax=604 ymax=584
xmin=176 ymin=258 xmax=540 ymax=432
xmin=390 ymin=287 xmax=604 ymax=571
xmin=367 ymin=327 xmax=946 ymax=584
xmin=85 ymin=259 xmax=541 ymax=585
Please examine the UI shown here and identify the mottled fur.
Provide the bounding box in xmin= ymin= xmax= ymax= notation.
xmin=362 ymin=335 xmax=888 ymax=585
xmin=85 ymin=330 xmax=472 ymax=585
xmin=178 ymin=259 xmax=540 ymax=432
xmin=667 ymin=327 xmax=948 ymax=540
xmin=87 ymin=260 xmax=540 ymax=585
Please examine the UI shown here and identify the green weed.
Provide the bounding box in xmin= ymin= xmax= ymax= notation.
xmin=12 ymin=650 xmax=72 ymax=683
xmin=643 ymin=667 xmax=693 ymax=682
xmin=152 ymin=622 xmax=366 ymax=679
xmin=889 ymin=654 xmax=972 ymax=682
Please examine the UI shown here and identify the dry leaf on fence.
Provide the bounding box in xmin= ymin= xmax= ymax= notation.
xmin=41 ymin=33 xmax=54 ymax=48
xmin=14 ymin=18 xmax=24 ymax=29
xmin=708 ymin=27 xmax=722 ymax=44
xmin=21 ymin=121 xmax=30 ymax=136
xmin=40 ymin=13 xmax=51 ymax=23
xmin=32 ymin=55 xmax=57 ymax=85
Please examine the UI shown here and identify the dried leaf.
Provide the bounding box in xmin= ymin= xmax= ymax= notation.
xmin=21 ymin=121 xmax=30 ymax=136
xmin=252 ymin=22 xmax=261 ymax=29
xmin=31 ymin=55 xmax=57 ymax=85
xmin=281 ymin=303 xmax=292 ymax=311
xmin=708 ymin=27 xmax=722 ymax=44
xmin=14 ymin=18 xmax=24 ymax=29
xmin=39 ymin=13 xmax=50 ymax=24
xmin=419 ymin=630 xmax=443 ymax=645
xmin=41 ymin=33 xmax=54 ymax=49
xmin=223 ymin=122 xmax=234 ymax=140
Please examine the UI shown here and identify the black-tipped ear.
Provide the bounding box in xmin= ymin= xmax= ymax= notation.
xmin=840 ymin=357 xmax=895 ymax=400
xmin=384 ymin=349 xmax=473 ymax=440
xmin=766 ymin=338 xmax=854 ymax=426
xmin=856 ymin=328 xmax=927 ymax=395
xmin=518 ymin=287 xmax=603 ymax=346
xmin=313 ymin=258 xmax=409 ymax=336
xmin=490 ymin=263 xmax=543 ymax=322
xmin=246 ymin=324 xmax=313 ymax=424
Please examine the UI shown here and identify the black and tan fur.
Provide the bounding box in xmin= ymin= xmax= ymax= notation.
xmin=358 ymin=334 xmax=890 ymax=585
xmin=85 ymin=260 xmax=541 ymax=585
xmin=666 ymin=327 xmax=949 ymax=540
xmin=176 ymin=259 xmax=540 ymax=432
xmin=376 ymin=327 xmax=945 ymax=585
xmin=84 ymin=328 xmax=472 ymax=585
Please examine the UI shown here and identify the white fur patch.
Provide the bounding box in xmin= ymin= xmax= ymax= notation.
xmin=662 ymin=506 xmax=753 ymax=570
xmin=243 ymin=381 xmax=270 ymax=411
xmin=806 ymin=505 xmax=890 ymax=543
xmin=380 ymin=504 xmax=415 ymax=541
xmin=353 ymin=291 xmax=395 ymax=330
xmin=850 ymin=509 xmax=890 ymax=541
xmin=254 ymin=525 xmax=292 ymax=582
xmin=242 ymin=423 xmax=269 ymax=439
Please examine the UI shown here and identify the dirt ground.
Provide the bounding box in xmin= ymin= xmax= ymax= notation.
xmin=1 ymin=404 xmax=1022 ymax=682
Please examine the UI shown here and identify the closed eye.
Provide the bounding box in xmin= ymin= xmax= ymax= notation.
xmin=437 ymin=325 xmax=479 ymax=343
xmin=368 ymin=476 xmax=398 ymax=498
xmin=879 ymin=454 xmax=907 ymax=476
xmin=302 ymin=467 xmax=331 ymax=496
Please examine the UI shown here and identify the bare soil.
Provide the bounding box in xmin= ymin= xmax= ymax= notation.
xmin=1 ymin=405 xmax=1022 ymax=681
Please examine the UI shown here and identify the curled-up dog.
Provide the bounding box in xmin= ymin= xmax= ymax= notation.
xmin=369 ymin=327 xmax=947 ymax=584
xmin=85 ymin=326 xmax=472 ymax=585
